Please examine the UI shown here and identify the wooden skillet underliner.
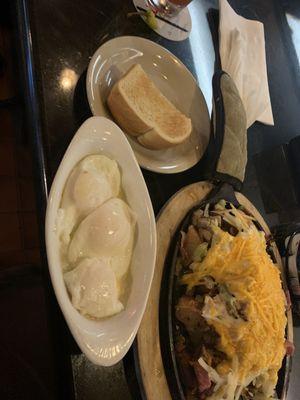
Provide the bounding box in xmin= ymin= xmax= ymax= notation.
xmin=136 ymin=181 xmax=293 ymax=400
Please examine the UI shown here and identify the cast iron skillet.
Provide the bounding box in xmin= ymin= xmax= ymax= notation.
xmin=159 ymin=71 xmax=292 ymax=400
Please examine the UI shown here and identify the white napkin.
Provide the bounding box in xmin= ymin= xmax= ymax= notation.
xmin=219 ymin=0 xmax=274 ymax=128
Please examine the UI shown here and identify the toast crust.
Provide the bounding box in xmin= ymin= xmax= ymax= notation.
xmin=107 ymin=64 xmax=192 ymax=149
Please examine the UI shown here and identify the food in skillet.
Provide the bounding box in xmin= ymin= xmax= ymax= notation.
xmin=174 ymin=200 xmax=289 ymax=400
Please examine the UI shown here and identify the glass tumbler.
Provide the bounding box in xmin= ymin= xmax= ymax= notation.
xmin=147 ymin=0 xmax=193 ymax=17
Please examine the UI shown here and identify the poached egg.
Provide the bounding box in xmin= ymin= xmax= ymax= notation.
xmin=68 ymin=198 xmax=135 ymax=279
xmin=64 ymin=258 xmax=124 ymax=318
xmin=58 ymin=155 xmax=120 ymax=255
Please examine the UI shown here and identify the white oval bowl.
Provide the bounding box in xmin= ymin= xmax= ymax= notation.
xmin=45 ymin=116 xmax=157 ymax=366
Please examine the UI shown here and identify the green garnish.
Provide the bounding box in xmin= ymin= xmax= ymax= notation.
xmin=193 ymin=242 xmax=208 ymax=262
xmin=145 ymin=9 xmax=158 ymax=30
xmin=127 ymin=9 xmax=158 ymax=30
xmin=214 ymin=199 xmax=226 ymax=211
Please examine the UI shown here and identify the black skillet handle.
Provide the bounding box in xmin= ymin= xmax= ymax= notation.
xmin=207 ymin=181 xmax=239 ymax=208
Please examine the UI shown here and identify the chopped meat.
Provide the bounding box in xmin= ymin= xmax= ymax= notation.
xmin=180 ymin=226 xmax=203 ymax=265
xmin=175 ymin=258 xmax=183 ymax=276
xmin=192 ymin=345 xmax=212 ymax=362
xmin=229 ymin=226 xmax=238 ymax=236
xmin=237 ymin=301 xmax=248 ymax=321
xmin=177 ymin=350 xmax=197 ymax=390
xmin=201 ymin=329 xmax=219 ymax=348
xmin=285 ymin=340 xmax=295 ymax=356
xmin=241 ymin=385 xmax=255 ymax=400
xmin=186 ymin=286 xmax=196 ymax=296
xmin=193 ymin=216 xmax=221 ymax=231
xmin=198 ymin=346 xmax=227 ymax=369
xmin=191 ymin=277 xmax=217 ymax=298
xmin=194 ymin=284 xmax=213 ymax=296
xmin=218 ymin=284 xmax=248 ymax=321
xmin=175 ymin=333 xmax=186 ymax=353
xmin=186 ymin=391 xmax=198 ymax=400
xmin=190 ymin=362 xmax=211 ymax=398
xmin=199 ymin=228 xmax=212 ymax=243
xmin=265 ymin=233 xmax=274 ymax=248
xmin=201 ymin=384 xmax=215 ymax=399
xmin=192 ymin=209 xmax=204 ymax=226
xmin=221 ymin=219 xmax=238 ymax=236
xmin=175 ymin=296 xmax=207 ymax=345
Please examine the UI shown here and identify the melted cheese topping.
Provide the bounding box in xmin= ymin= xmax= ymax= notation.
xmin=181 ymin=225 xmax=287 ymax=398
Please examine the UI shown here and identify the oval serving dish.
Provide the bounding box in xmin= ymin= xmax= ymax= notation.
xmin=45 ymin=116 xmax=157 ymax=366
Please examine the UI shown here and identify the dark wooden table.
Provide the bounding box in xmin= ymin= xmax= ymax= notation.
xmin=13 ymin=0 xmax=300 ymax=398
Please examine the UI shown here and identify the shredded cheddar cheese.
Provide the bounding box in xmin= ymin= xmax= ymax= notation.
xmin=181 ymin=224 xmax=287 ymax=399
